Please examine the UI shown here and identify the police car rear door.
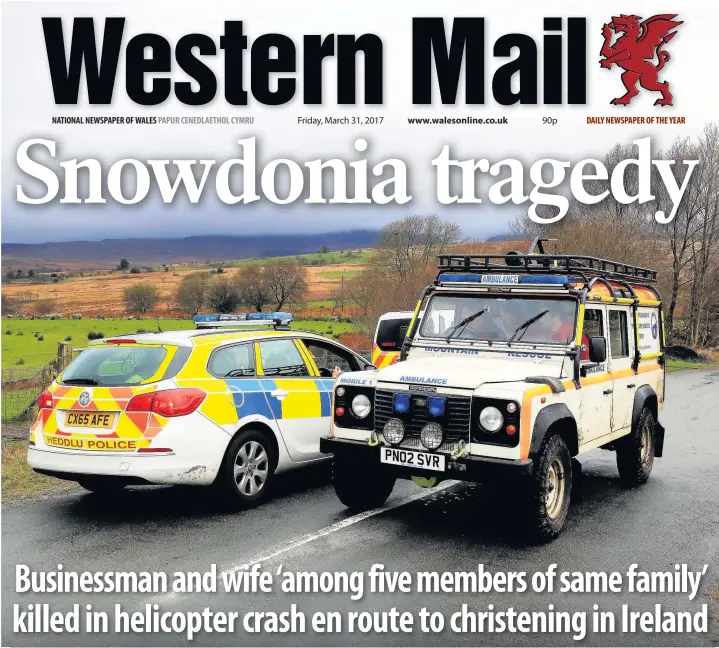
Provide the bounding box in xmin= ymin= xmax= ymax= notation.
xmin=256 ymin=338 xmax=328 ymax=462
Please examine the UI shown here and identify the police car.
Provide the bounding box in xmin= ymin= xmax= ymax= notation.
xmin=27 ymin=313 xmax=373 ymax=504
xmin=322 ymin=242 xmax=667 ymax=541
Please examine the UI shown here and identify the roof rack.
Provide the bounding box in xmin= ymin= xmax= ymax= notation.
xmin=193 ymin=312 xmax=293 ymax=329
xmin=436 ymin=253 xmax=657 ymax=284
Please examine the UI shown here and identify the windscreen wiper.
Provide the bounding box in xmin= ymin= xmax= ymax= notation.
xmin=444 ymin=308 xmax=488 ymax=341
xmin=507 ymin=310 xmax=550 ymax=345
xmin=62 ymin=378 xmax=99 ymax=386
xmin=224 ymin=368 xmax=253 ymax=378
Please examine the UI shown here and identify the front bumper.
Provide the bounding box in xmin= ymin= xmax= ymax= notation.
xmin=320 ymin=436 xmax=533 ymax=483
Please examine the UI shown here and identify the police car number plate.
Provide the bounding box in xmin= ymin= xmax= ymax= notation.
xmin=380 ymin=447 xmax=445 ymax=471
xmin=65 ymin=412 xmax=116 ymax=429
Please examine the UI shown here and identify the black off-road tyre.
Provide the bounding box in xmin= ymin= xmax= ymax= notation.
xmin=332 ymin=455 xmax=396 ymax=511
xmin=76 ymin=476 xmax=127 ymax=494
xmin=217 ymin=428 xmax=277 ymax=507
xmin=521 ymin=434 xmax=573 ymax=543
xmin=616 ymin=407 xmax=655 ymax=487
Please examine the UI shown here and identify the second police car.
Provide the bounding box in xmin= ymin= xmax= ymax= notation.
xmin=27 ymin=313 xmax=373 ymax=505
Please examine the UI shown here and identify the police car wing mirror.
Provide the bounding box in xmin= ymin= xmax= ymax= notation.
xmin=364 ymin=363 xmax=378 ymax=371
xmin=588 ymin=337 xmax=607 ymax=364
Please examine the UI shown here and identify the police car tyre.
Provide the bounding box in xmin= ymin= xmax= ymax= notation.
xmin=616 ymin=407 xmax=655 ymax=487
xmin=218 ymin=428 xmax=276 ymax=506
xmin=76 ymin=476 xmax=127 ymax=494
xmin=332 ymin=456 xmax=396 ymax=511
xmin=523 ymin=434 xmax=572 ymax=543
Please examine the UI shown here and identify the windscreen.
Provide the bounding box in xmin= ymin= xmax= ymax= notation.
xmin=375 ymin=317 xmax=411 ymax=351
xmin=60 ymin=346 xmax=170 ymax=386
xmin=419 ymin=295 xmax=577 ymax=345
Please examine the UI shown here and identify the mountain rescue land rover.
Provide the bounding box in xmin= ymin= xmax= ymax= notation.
xmin=321 ymin=249 xmax=667 ymax=541
xmin=27 ymin=313 xmax=372 ymax=505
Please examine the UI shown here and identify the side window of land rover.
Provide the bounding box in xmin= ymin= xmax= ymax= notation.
xmin=609 ymin=310 xmax=630 ymax=358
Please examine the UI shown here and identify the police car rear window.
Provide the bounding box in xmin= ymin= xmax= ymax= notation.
xmin=60 ymin=346 xmax=169 ymax=387
xmin=375 ymin=318 xmax=411 ymax=350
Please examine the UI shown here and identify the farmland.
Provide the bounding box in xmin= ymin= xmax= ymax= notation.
xmin=1 ymin=262 xmax=365 ymax=319
xmin=1 ymin=318 xmax=362 ymax=369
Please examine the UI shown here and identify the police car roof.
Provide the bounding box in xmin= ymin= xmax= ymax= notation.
xmin=95 ymin=327 xmax=326 ymax=348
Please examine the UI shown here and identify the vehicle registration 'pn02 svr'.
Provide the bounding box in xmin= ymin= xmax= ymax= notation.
xmin=380 ymin=447 xmax=445 ymax=471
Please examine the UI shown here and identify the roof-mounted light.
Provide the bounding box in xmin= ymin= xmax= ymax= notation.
xmin=193 ymin=312 xmax=293 ymax=329
xmin=438 ymin=273 xmax=575 ymax=287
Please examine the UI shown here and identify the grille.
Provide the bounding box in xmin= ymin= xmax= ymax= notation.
xmin=374 ymin=389 xmax=471 ymax=452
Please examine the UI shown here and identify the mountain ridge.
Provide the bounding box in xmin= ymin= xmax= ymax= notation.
xmin=2 ymin=230 xmax=379 ymax=270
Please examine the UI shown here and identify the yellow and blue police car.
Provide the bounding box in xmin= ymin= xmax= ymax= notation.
xmin=27 ymin=313 xmax=373 ymax=505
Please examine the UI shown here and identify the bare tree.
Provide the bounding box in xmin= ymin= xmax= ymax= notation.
xmin=374 ymin=214 xmax=462 ymax=281
xmin=207 ymin=276 xmax=239 ymax=313
xmin=1 ymin=294 xmax=19 ymax=316
xmin=124 ymin=284 xmax=159 ymax=315
xmin=264 ymin=260 xmax=307 ymax=310
xmin=234 ymin=266 xmax=270 ymax=312
xmin=175 ymin=273 xmax=208 ymax=316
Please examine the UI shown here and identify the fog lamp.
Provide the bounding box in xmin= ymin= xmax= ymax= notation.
xmin=383 ymin=418 xmax=405 ymax=445
xmin=420 ymin=422 xmax=444 ymax=450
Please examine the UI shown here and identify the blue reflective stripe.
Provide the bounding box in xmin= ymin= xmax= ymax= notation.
xmin=316 ymin=379 xmax=333 ymax=417
xmin=223 ymin=378 xmax=334 ymax=421
xmin=226 ymin=379 xmax=274 ymax=419
xmin=259 ymin=379 xmax=282 ymax=419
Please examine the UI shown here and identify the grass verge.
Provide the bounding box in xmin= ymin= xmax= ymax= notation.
xmin=666 ymin=359 xmax=716 ymax=373
xmin=1 ymin=440 xmax=72 ymax=502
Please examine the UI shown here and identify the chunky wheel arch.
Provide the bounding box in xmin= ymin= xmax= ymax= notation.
xmin=632 ymin=385 xmax=658 ymax=431
xmin=631 ymin=386 xmax=664 ymax=457
xmin=530 ymin=403 xmax=579 ymax=459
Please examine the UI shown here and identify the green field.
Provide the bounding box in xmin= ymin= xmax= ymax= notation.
xmin=170 ymin=249 xmax=373 ymax=271
xmin=1 ymin=318 xmax=360 ymax=369
xmin=316 ymin=269 xmax=362 ymax=280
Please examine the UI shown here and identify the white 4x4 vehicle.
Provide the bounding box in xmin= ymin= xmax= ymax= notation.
xmin=321 ymin=247 xmax=666 ymax=541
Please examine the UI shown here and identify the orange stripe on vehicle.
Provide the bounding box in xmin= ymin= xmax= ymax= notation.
xmin=520 ymin=385 xmax=551 ymax=460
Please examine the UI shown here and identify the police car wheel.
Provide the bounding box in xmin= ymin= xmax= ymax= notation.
xmin=616 ymin=407 xmax=655 ymax=487
xmin=76 ymin=476 xmax=126 ymax=494
xmin=220 ymin=429 xmax=276 ymax=506
xmin=523 ymin=434 xmax=572 ymax=543
xmin=332 ymin=456 xmax=396 ymax=511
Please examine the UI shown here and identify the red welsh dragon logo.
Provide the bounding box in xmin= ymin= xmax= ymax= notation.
xmin=599 ymin=14 xmax=683 ymax=106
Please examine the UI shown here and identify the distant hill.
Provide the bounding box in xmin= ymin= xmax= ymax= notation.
xmin=2 ymin=230 xmax=379 ymax=271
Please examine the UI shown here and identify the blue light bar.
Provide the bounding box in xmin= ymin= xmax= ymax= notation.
xmin=438 ymin=273 xmax=574 ymax=286
xmin=194 ymin=312 xmax=293 ymax=328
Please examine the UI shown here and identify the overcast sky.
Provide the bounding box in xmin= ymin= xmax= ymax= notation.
xmin=2 ymin=0 xmax=717 ymax=243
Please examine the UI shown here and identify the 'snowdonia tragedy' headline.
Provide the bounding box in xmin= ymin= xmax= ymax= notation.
xmin=16 ymin=136 xmax=697 ymax=224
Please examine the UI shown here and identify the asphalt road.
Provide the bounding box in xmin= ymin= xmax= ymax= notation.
xmin=3 ymin=369 xmax=718 ymax=647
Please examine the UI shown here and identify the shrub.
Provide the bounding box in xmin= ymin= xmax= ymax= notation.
xmin=16 ymin=358 xmax=25 ymax=365
xmin=87 ymin=331 xmax=105 ymax=340
xmin=136 ymin=328 xmax=147 ymax=334
xmin=37 ymin=335 xmax=44 ymax=341
xmin=16 ymin=330 xmax=24 ymax=336
xmin=64 ymin=336 xmax=72 ymax=341
xmin=4 ymin=329 xmax=12 ymax=335
xmin=124 ymin=283 xmax=159 ymax=315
